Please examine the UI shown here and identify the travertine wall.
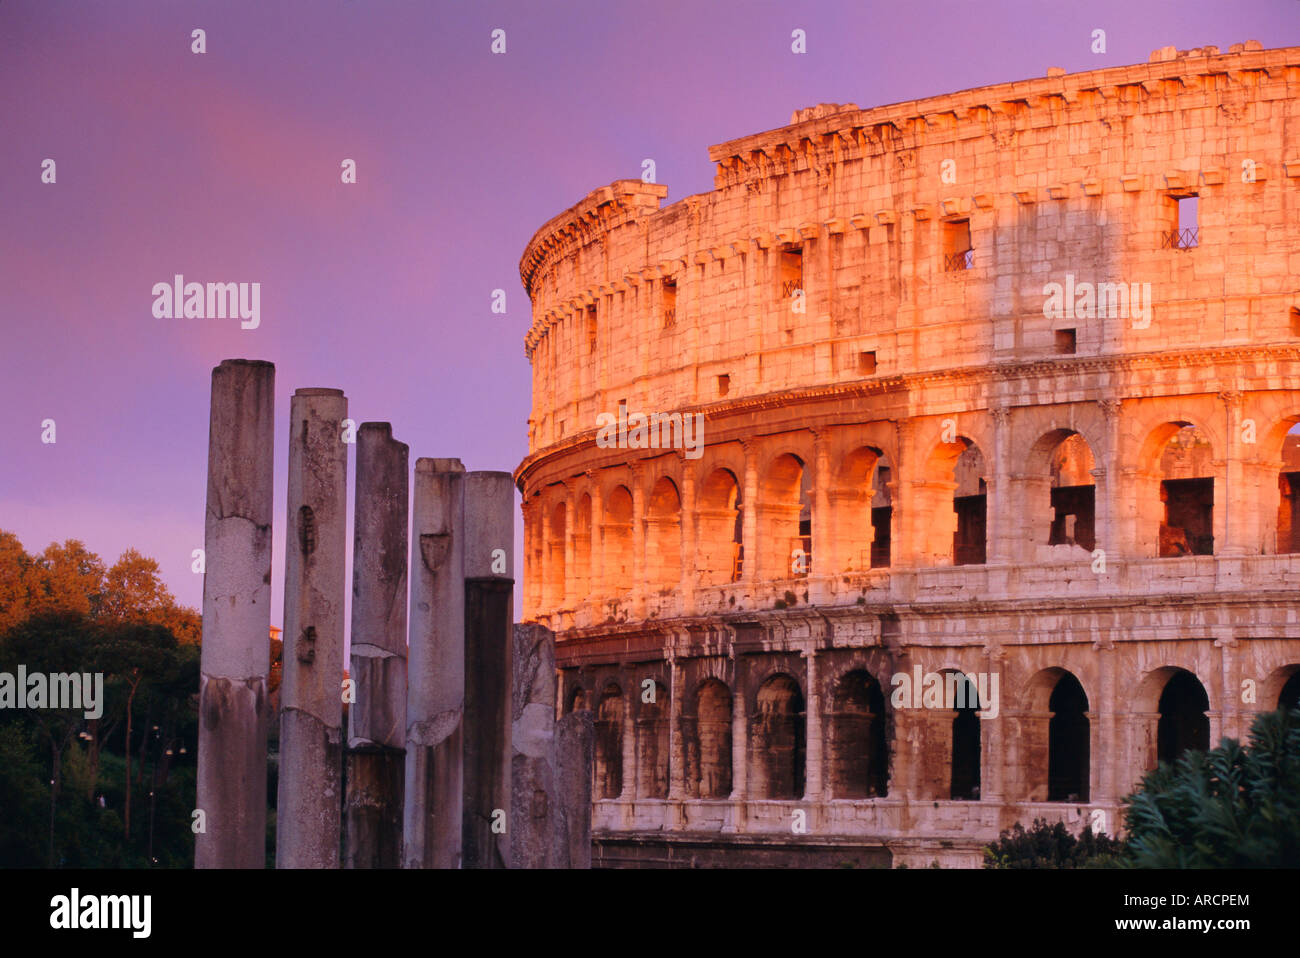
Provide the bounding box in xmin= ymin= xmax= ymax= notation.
xmin=515 ymin=43 xmax=1300 ymax=867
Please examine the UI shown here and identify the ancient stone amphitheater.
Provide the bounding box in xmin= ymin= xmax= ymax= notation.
xmin=514 ymin=42 xmax=1300 ymax=867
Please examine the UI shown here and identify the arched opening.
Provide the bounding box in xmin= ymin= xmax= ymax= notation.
xmin=594 ymin=683 xmax=624 ymax=799
xmin=603 ymin=486 xmax=633 ymax=598
xmin=566 ymin=685 xmax=588 ymax=713
xmin=572 ymin=494 xmax=592 ymax=597
xmin=547 ymin=502 xmax=567 ymax=607
xmin=1276 ymin=424 xmax=1300 ymax=553
xmin=758 ymin=454 xmax=809 ymax=579
xmin=828 ymin=670 xmax=888 ymax=798
xmin=689 ymin=679 xmax=733 ymax=798
xmin=833 ymin=447 xmax=882 ymax=572
xmin=871 ymin=457 xmax=893 ymax=568
xmin=1154 ymin=425 xmax=1215 ymax=556
xmin=1278 ymin=669 xmax=1300 ymax=711
xmin=697 ymin=468 xmax=743 ymax=586
xmin=948 ymin=671 xmax=982 ymax=800
xmin=1047 ymin=673 xmax=1090 ymax=801
xmin=1047 ymin=433 xmax=1096 ymax=550
xmin=635 ymin=681 xmax=670 ymax=798
xmin=750 ymin=674 xmax=805 ymax=799
xmin=953 ymin=444 xmax=988 ymax=565
xmin=645 ymin=478 xmax=682 ymax=589
xmin=1156 ymin=669 xmax=1210 ymax=763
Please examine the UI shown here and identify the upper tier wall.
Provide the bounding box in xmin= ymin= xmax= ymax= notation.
xmin=518 ymin=43 xmax=1300 ymax=458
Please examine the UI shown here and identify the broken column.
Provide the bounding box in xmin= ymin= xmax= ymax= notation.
xmin=511 ymin=623 xmax=593 ymax=868
xmin=462 ymin=472 xmax=514 ymax=868
xmin=196 ymin=359 xmax=275 ymax=869
xmin=345 ymin=423 xmax=409 ymax=869
xmin=277 ymin=388 xmax=349 ymax=869
xmin=404 ymin=458 xmax=465 ymax=868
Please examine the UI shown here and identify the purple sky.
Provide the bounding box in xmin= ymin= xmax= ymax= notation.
xmin=2 ymin=0 xmax=1297 ymax=633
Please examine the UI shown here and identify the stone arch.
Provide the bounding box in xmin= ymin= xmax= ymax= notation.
xmin=1016 ymin=667 xmax=1090 ymax=803
xmin=1022 ymin=430 xmax=1097 ymax=555
xmin=946 ymin=670 xmax=982 ymax=800
xmin=594 ymin=683 xmax=624 ymax=799
xmin=920 ymin=437 xmax=987 ymax=565
xmin=757 ymin=453 xmax=809 ymax=580
xmin=749 ymin=673 xmax=805 ymax=799
xmin=602 ymin=485 xmax=634 ymax=597
xmin=645 ymin=477 xmax=681 ymax=590
xmin=827 ymin=669 xmax=889 ymax=798
xmin=697 ymin=467 xmax=743 ymax=586
xmin=1262 ymin=664 xmax=1300 ymax=712
xmin=1134 ymin=667 xmax=1211 ymax=767
xmin=832 ymin=446 xmax=883 ymax=572
xmin=1135 ymin=420 xmax=1218 ymax=558
xmin=686 ymin=678 xmax=733 ymax=799
xmin=635 ymin=680 xmax=670 ymax=798
xmin=1267 ymin=418 xmax=1300 ymax=554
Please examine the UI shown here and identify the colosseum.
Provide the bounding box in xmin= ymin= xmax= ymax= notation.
xmin=514 ymin=41 xmax=1300 ymax=867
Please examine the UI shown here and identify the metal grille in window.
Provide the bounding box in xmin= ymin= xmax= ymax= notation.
xmin=944 ymin=248 xmax=974 ymax=271
xmin=662 ymin=307 xmax=675 ymax=327
xmin=780 ymin=279 xmax=803 ymax=298
xmin=1161 ymin=228 xmax=1199 ymax=249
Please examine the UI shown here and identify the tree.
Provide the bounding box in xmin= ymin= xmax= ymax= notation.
xmin=983 ymin=817 xmax=1124 ymax=868
xmin=24 ymin=540 xmax=106 ymax=618
xmin=94 ymin=621 xmax=181 ymax=838
xmin=0 ymin=531 xmax=34 ymax=634
xmin=0 ymin=611 xmax=99 ymax=865
xmin=1123 ymin=707 xmax=1300 ymax=868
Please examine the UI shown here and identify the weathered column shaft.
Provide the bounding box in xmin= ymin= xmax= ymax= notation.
xmin=556 ymin=710 xmax=594 ymax=868
xmin=404 ymin=458 xmax=465 ymax=868
xmin=196 ymin=359 xmax=275 ymax=869
xmin=277 ymin=388 xmax=348 ymax=869
xmin=463 ymin=471 xmax=515 ymax=868
xmin=510 ymin=623 xmax=560 ymax=868
xmin=345 ymin=422 xmax=409 ymax=869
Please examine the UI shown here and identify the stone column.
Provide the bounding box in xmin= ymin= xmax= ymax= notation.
xmin=278 ymin=388 xmax=348 ymax=869
xmin=804 ymin=646 xmax=825 ymax=808
xmin=346 ymin=423 xmax=408 ymax=869
xmin=667 ymin=650 xmax=687 ymax=803
xmin=462 ymin=471 xmax=515 ymax=869
xmin=727 ymin=658 xmax=749 ymax=831
xmin=631 ymin=465 xmax=647 ymax=618
xmin=1096 ymin=638 xmax=1116 ymax=806
xmin=988 ymin=407 xmax=1011 ymax=563
xmin=678 ymin=458 xmax=697 ymax=616
xmin=981 ymin=646 xmax=1006 ymax=803
xmin=512 ymin=622 xmax=556 ymax=868
xmin=1220 ymin=391 xmax=1245 ymax=555
xmin=812 ymin=431 xmax=832 ymax=592
xmin=557 ymin=711 xmax=594 ymax=868
xmin=587 ymin=473 xmax=604 ymax=599
xmin=1215 ymin=633 xmax=1238 ymax=743
xmin=196 ymin=359 xmax=275 ymax=869
xmin=562 ymin=484 xmax=576 ymax=609
xmin=404 ymin=458 xmax=465 ymax=869
xmin=741 ymin=440 xmax=759 ymax=583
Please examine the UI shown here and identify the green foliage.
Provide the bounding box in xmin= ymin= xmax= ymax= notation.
xmin=0 ymin=538 xmax=202 ymax=868
xmin=1122 ymin=707 xmax=1300 ymax=868
xmin=983 ymin=818 xmax=1125 ymax=869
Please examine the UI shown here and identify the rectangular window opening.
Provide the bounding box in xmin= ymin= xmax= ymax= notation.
xmin=662 ymin=279 xmax=676 ymax=328
xmin=943 ymin=219 xmax=973 ymax=271
xmin=1055 ymin=329 xmax=1076 ymax=354
xmin=1159 ymin=477 xmax=1213 ymax=556
xmin=779 ymin=247 xmax=803 ymax=299
xmin=1290 ymin=307 xmax=1300 ymax=336
xmin=717 ymin=374 xmax=730 ymax=397
xmin=859 ymin=351 xmax=877 ymax=375
xmin=586 ymin=305 xmax=597 ymax=353
xmin=1163 ymin=195 xmax=1199 ymax=249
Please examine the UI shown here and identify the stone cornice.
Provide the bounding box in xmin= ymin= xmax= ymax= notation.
xmin=513 ymin=342 xmax=1300 ymax=488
